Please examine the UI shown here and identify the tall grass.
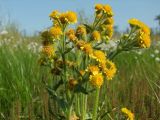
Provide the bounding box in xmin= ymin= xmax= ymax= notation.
xmin=0 ymin=45 xmax=42 ymax=119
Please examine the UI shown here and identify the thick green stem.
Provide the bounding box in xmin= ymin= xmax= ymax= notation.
xmin=92 ymin=88 xmax=100 ymax=120
xmin=67 ymin=94 xmax=75 ymax=120
xmin=81 ymin=94 xmax=87 ymax=120
xmin=61 ymin=27 xmax=72 ymax=119
xmin=67 ymin=106 xmax=72 ymax=120
xmin=80 ymin=93 xmax=84 ymax=120
xmin=75 ymin=94 xmax=80 ymax=116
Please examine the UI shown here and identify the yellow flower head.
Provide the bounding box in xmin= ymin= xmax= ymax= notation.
xmin=128 ymin=18 xmax=150 ymax=35
xmin=59 ymin=13 xmax=68 ymax=24
xmin=42 ymin=45 xmax=54 ymax=57
xmin=80 ymin=43 xmax=93 ymax=55
xmin=87 ymin=65 xmax=99 ymax=75
xmin=66 ymin=29 xmax=77 ymax=42
xmin=99 ymin=61 xmax=106 ymax=71
xmin=66 ymin=29 xmax=75 ymax=36
xmin=140 ymin=23 xmax=150 ymax=35
xmin=139 ymin=32 xmax=151 ymax=48
xmin=128 ymin=18 xmax=151 ymax=48
xmin=76 ymin=40 xmax=86 ymax=49
xmin=69 ymin=34 xmax=77 ymax=42
xmin=92 ymin=50 xmax=106 ymax=63
xmin=65 ymin=11 xmax=77 ymax=24
xmin=89 ymin=73 xmax=103 ymax=88
xmin=121 ymin=108 xmax=134 ymax=120
xmin=59 ymin=11 xmax=77 ymax=24
xmin=128 ymin=18 xmax=140 ymax=27
xmin=95 ymin=4 xmax=103 ymax=11
xmin=49 ymin=10 xmax=59 ymax=19
xmin=103 ymin=4 xmax=113 ymax=16
xmin=76 ymin=25 xmax=86 ymax=36
xmin=49 ymin=26 xmax=62 ymax=39
xmin=92 ymin=31 xmax=101 ymax=41
xmin=104 ymin=60 xmax=117 ymax=80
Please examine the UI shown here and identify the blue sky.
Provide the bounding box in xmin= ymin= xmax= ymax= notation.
xmin=0 ymin=0 xmax=160 ymax=34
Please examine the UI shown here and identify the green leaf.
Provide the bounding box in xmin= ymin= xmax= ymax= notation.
xmin=46 ymin=87 xmax=68 ymax=112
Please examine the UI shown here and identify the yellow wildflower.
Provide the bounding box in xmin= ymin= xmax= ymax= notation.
xmin=95 ymin=4 xmax=103 ymax=11
xmin=128 ymin=18 xmax=151 ymax=48
xmin=59 ymin=11 xmax=77 ymax=24
xmin=49 ymin=10 xmax=59 ymax=19
xmin=80 ymin=43 xmax=93 ymax=55
xmin=103 ymin=5 xmax=113 ymax=16
xmin=76 ymin=25 xmax=86 ymax=36
xmin=68 ymin=34 xmax=77 ymax=42
xmin=92 ymin=31 xmax=101 ymax=41
xmin=128 ymin=18 xmax=150 ymax=35
xmin=66 ymin=29 xmax=77 ymax=42
xmin=104 ymin=60 xmax=117 ymax=80
xmin=121 ymin=108 xmax=134 ymax=120
xmin=66 ymin=29 xmax=75 ymax=36
xmin=87 ymin=65 xmax=99 ymax=75
xmin=128 ymin=18 xmax=141 ymax=27
xmin=59 ymin=13 xmax=68 ymax=24
xmin=89 ymin=73 xmax=103 ymax=88
xmin=65 ymin=11 xmax=77 ymax=23
xmin=42 ymin=45 xmax=54 ymax=57
xmin=92 ymin=50 xmax=106 ymax=63
xmin=139 ymin=32 xmax=151 ymax=48
xmin=49 ymin=26 xmax=62 ymax=39
xmin=140 ymin=23 xmax=150 ymax=35
xmin=76 ymin=40 xmax=86 ymax=49
xmin=99 ymin=61 xmax=106 ymax=71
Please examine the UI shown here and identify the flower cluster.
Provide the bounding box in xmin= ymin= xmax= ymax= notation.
xmin=39 ymin=3 xmax=151 ymax=119
xmin=65 ymin=26 xmax=117 ymax=88
xmin=94 ymin=4 xmax=114 ymax=40
xmin=128 ymin=18 xmax=151 ymax=48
